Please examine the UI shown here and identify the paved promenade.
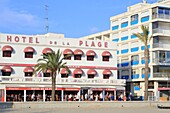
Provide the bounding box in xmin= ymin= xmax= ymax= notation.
xmin=0 ymin=101 xmax=170 ymax=113
xmin=0 ymin=107 xmax=170 ymax=113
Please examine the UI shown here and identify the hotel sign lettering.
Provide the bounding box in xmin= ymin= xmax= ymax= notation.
xmin=7 ymin=35 xmax=39 ymax=44
xmin=5 ymin=35 xmax=108 ymax=48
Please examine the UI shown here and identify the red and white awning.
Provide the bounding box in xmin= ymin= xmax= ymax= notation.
xmin=42 ymin=48 xmax=53 ymax=54
xmin=102 ymin=51 xmax=111 ymax=56
xmin=24 ymin=47 xmax=35 ymax=52
xmin=23 ymin=67 xmax=34 ymax=72
xmin=2 ymin=45 xmax=13 ymax=51
xmin=86 ymin=50 xmax=96 ymax=56
xmin=102 ymin=69 xmax=112 ymax=75
xmin=1 ymin=66 xmax=12 ymax=72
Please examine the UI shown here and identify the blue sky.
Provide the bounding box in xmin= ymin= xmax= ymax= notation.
xmin=0 ymin=0 xmax=157 ymax=38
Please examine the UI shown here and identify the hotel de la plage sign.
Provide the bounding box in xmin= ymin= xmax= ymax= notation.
xmin=4 ymin=35 xmax=108 ymax=48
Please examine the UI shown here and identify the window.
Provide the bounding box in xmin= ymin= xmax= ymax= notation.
xmin=132 ymin=69 xmax=139 ymax=75
xmin=152 ymin=22 xmax=158 ymax=29
xmin=25 ymin=52 xmax=33 ymax=58
xmin=43 ymin=73 xmax=50 ymax=77
xmin=1 ymin=71 xmax=11 ymax=76
xmin=74 ymin=74 xmax=81 ymax=78
xmin=88 ymin=74 xmax=95 ymax=79
xmin=64 ymin=54 xmax=71 ymax=60
xmin=74 ymin=55 xmax=81 ymax=60
xmin=25 ymin=72 xmax=33 ymax=77
xmin=142 ymin=68 xmax=150 ymax=74
xmin=3 ymin=51 xmax=11 ymax=57
xmin=102 ymin=56 xmax=109 ymax=61
xmin=131 ymin=55 xmax=139 ymax=61
xmin=148 ymin=81 xmax=154 ymax=89
xmin=87 ymin=56 xmax=94 ymax=61
xmin=131 ymin=14 xmax=138 ymax=21
xmin=61 ymin=74 xmax=69 ymax=78
xmin=103 ymin=75 xmax=110 ymax=79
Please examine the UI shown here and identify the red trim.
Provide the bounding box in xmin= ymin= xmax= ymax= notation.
xmin=74 ymin=49 xmax=84 ymax=55
xmin=6 ymin=87 xmax=80 ymax=91
xmin=2 ymin=45 xmax=13 ymax=51
xmin=63 ymin=49 xmax=73 ymax=55
xmin=87 ymin=69 xmax=97 ymax=75
xmin=24 ymin=47 xmax=35 ymax=52
xmin=0 ymin=63 xmax=117 ymax=70
xmin=158 ymin=87 xmax=170 ymax=90
xmin=23 ymin=67 xmax=34 ymax=72
xmin=102 ymin=51 xmax=111 ymax=56
xmin=86 ymin=50 xmax=96 ymax=56
xmin=42 ymin=48 xmax=52 ymax=54
xmin=1 ymin=66 xmax=12 ymax=72
xmin=92 ymin=88 xmax=115 ymax=91
xmin=103 ymin=69 xmax=112 ymax=75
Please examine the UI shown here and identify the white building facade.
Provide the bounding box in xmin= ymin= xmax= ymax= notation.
xmin=110 ymin=1 xmax=170 ymax=101
xmin=82 ymin=0 xmax=170 ymax=101
xmin=0 ymin=33 xmax=125 ymax=102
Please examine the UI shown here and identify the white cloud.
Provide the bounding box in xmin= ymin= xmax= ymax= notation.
xmin=89 ymin=27 xmax=99 ymax=34
xmin=0 ymin=1 xmax=44 ymax=33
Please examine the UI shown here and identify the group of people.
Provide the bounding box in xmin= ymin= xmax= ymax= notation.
xmin=62 ymin=92 xmax=115 ymax=101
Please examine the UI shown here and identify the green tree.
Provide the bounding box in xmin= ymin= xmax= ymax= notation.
xmin=34 ymin=49 xmax=69 ymax=101
xmin=133 ymin=25 xmax=151 ymax=101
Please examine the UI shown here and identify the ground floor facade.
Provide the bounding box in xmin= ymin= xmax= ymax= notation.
xmin=0 ymin=84 xmax=125 ymax=102
xmin=126 ymin=80 xmax=170 ymax=101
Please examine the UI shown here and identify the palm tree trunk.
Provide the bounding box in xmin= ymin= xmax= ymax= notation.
xmin=144 ymin=48 xmax=149 ymax=101
xmin=52 ymin=72 xmax=56 ymax=101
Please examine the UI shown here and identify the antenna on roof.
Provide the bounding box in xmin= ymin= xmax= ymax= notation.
xmin=143 ymin=0 xmax=147 ymax=3
xmin=45 ymin=5 xmax=49 ymax=33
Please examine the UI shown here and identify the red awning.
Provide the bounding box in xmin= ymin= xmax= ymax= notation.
xmin=2 ymin=45 xmax=13 ymax=51
xmin=23 ymin=67 xmax=34 ymax=72
xmin=74 ymin=49 xmax=84 ymax=55
xmin=60 ymin=68 xmax=69 ymax=74
xmin=42 ymin=48 xmax=52 ymax=54
xmin=63 ymin=49 xmax=73 ymax=55
xmin=102 ymin=69 xmax=112 ymax=75
xmin=1 ymin=66 xmax=12 ymax=72
xmin=102 ymin=51 xmax=111 ymax=56
xmin=24 ymin=47 xmax=35 ymax=52
xmin=86 ymin=50 xmax=96 ymax=56
xmin=87 ymin=69 xmax=97 ymax=75
xmin=43 ymin=69 xmax=51 ymax=73
xmin=73 ymin=68 xmax=83 ymax=74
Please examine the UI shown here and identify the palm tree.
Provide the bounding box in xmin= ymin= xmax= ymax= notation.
xmin=133 ymin=25 xmax=151 ymax=101
xmin=34 ymin=49 xmax=69 ymax=101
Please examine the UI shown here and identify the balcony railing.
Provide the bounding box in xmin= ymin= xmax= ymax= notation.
xmin=152 ymin=14 xmax=170 ymax=20
xmin=153 ymin=58 xmax=170 ymax=64
xmin=0 ymin=76 xmax=125 ymax=85
xmin=153 ymin=73 xmax=170 ymax=78
xmin=153 ymin=43 xmax=170 ymax=48
xmin=153 ymin=28 xmax=170 ymax=35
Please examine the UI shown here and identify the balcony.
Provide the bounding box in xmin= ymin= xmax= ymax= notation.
xmin=153 ymin=43 xmax=170 ymax=48
xmin=153 ymin=58 xmax=170 ymax=64
xmin=153 ymin=14 xmax=170 ymax=20
xmin=0 ymin=76 xmax=125 ymax=86
xmin=153 ymin=28 xmax=170 ymax=35
xmin=153 ymin=73 xmax=170 ymax=78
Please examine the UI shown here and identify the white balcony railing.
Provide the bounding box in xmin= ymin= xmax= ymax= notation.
xmin=153 ymin=73 xmax=170 ymax=78
xmin=153 ymin=28 xmax=170 ymax=35
xmin=0 ymin=76 xmax=125 ymax=86
xmin=153 ymin=43 xmax=170 ymax=48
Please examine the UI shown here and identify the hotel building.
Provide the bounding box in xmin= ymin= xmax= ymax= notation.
xmin=83 ymin=0 xmax=170 ymax=101
xmin=0 ymin=33 xmax=125 ymax=102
